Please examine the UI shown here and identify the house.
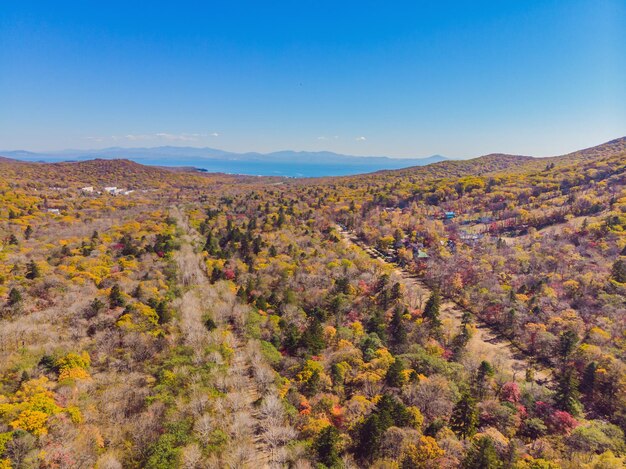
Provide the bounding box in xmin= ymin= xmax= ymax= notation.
xmin=416 ymin=249 xmax=429 ymax=259
xmin=47 ymin=208 xmax=60 ymax=214
xmin=104 ymin=186 xmax=133 ymax=195
xmin=460 ymin=231 xmax=484 ymax=244
xmin=81 ymin=186 xmax=94 ymax=193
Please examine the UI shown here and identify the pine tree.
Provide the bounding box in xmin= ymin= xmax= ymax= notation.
xmin=300 ymin=317 xmax=325 ymax=355
xmin=580 ymin=361 xmax=597 ymax=396
xmin=554 ymin=368 xmax=581 ymax=415
xmin=303 ymin=368 xmax=321 ymax=396
xmin=314 ymin=425 xmax=341 ymax=468
xmin=204 ymin=231 xmax=219 ymax=255
xmin=462 ymin=437 xmax=502 ymax=469
xmin=276 ymin=207 xmax=286 ymax=227
xmin=423 ymin=289 xmax=442 ymax=328
xmin=367 ymin=309 xmax=387 ymax=342
xmin=109 ymin=284 xmax=125 ymax=308
xmin=390 ymin=282 xmax=402 ymax=302
xmin=390 ymin=306 xmax=407 ymax=350
xmin=204 ymin=316 xmax=217 ymax=331
xmin=450 ymin=392 xmax=478 ymax=438
xmin=558 ymin=330 xmax=578 ymax=362
xmin=474 ymin=361 xmax=494 ymax=399
xmin=87 ymin=298 xmax=105 ymax=318
xmin=385 ymin=357 xmax=404 ymax=388
xmin=154 ymin=300 xmax=171 ymax=324
xmin=376 ymin=394 xmax=413 ymax=429
xmin=354 ymin=414 xmax=384 ymax=462
xmin=283 ymin=323 xmax=300 ymax=354
xmin=252 ymin=236 xmax=262 ymax=254
xmin=376 ymin=274 xmax=389 ymax=293
xmin=8 ymin=288 xmax=22 ymax=306
xmin=25 ymin=260 xmax=40 ymax=280
xmin=24 ymin=225 xmax=33 ymax=240
xmin=611 ymin=259 xmax=626 ymax=283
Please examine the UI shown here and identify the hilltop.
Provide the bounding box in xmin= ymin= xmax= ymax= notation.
xmin=0 ymin=156 xmax=272 ymax=190
xmin=344 ymin=136 xmax=626 ymax=184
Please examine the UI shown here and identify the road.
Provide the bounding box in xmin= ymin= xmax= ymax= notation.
xmin=336 ymin=225 xmax=551 ymax=384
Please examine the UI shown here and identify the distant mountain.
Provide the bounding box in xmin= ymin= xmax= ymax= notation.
xmin=0 ymin=147 xmax=449 ymax=177
xmin=346 ymin=136 xmax=626 ymax=182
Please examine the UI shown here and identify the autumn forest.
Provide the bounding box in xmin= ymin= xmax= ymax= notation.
xmin=1 ymin=137 xmax=625 ymax=469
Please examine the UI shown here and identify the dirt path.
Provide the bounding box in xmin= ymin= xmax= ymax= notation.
xmin=229 ymin=336 xmax=273 ymax=468
xmin=337 ymin=225 xmax=551 ymax=383
xmin=172 ymin=208 xmax=276 ymax=468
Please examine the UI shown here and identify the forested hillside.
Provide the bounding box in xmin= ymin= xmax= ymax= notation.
xmin=0 ymin=139 xmax=625 ymax=468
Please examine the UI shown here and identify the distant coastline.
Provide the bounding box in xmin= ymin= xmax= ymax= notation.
xmin=0 ymin=147 xmax=448 ymax=177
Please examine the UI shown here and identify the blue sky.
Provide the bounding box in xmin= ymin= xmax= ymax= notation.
xmin=1 ymin=1 xmax=625 ymax=158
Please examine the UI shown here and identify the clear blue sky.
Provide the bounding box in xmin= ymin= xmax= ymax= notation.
xmin=1 ymin=1 xmax=625 ymax=158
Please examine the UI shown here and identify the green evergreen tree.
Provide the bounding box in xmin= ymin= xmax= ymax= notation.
xmin=87 ymin=298 xmax=105 ymax=318
xmin=367 ymin=309 xmax=387 ymax=342
xmin=203 ymin=316 xmax=217 ymax=331
xmin=354 ymin=414 xmax=384 ymax=462
xmin=580 ymin=361 xmax=597 ymax=396
xmin=376 ymin=274 xmax=389 ymax=293
xmin=300 ymin=317 xmax=325 ymax=355
xmin=390 ymin=282 xmax=402 ymax=302
xmin=554 ymin=367 xmax=581 ymax=415
xmin=283 ymin=322 xmax=301 ymax=354
xmin=109 ymin=284 xmax=125 ymax=308
xmin=314 ymin=425 xmax=341 ymax=468
xmin=474 ymin=360 xmax=494 ymax=399
xmin=154 ymin=300 xmax=171 ymax=324
xmin=611 ymin=258 xmax=626 ymax=283
xmin=8 ymin=287 xmax=22 ymax=306
xmin=423 ymin=289 xmax=442 ymax=327
xmin=276 ymin=207 xmax=286 ymax=227
xmin=450 ymin=392 xmax=478 ymax=438
xmin=462 ymin=437 xmax=502 ymax=469
xmin=558 ymin=330 xmax=578 ymax=361
xmin=385 ymin=357 xmax=404 ymax=388
xmin=204 ymin=231 xmax=220 ymax=255
xmin=390 ymin=306 xmax=407 ymax=350
xmin=303 ymin=368 xmax=321 ymax=396
xmin=25 ymin=260 xmax=40 ymax=280
xmin=376 ymin=394 xmax=414 ymax=429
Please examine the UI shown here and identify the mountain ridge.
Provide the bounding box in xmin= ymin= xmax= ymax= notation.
xmin=1 ymin=136 xmax=624 ymax=180
xmin=0 ymin=146 xmax=448 ymax=165
xmin=0 ymin=146 xmax=449 ymax=177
